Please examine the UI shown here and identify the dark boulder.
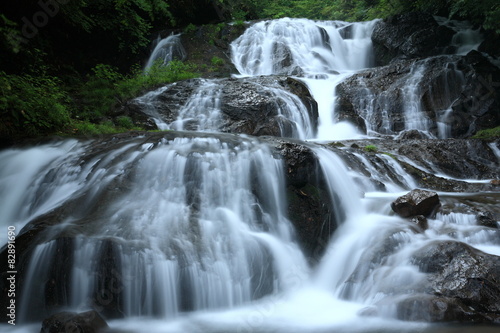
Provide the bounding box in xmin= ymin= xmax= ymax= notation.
xmin=410 ymin=215 xmax=428 ymax=231
xmin=391 ymin=189 xmax=440 ymax=218
xmin=40 ymin=311 xmax=108 ymax=333
xmin=269 ymin=139 xmax=337 ymax=260
xmin=395 ymin=139 xmax=500 ymax=180
xmin=336 ymin=53 xmax=500 ymax=138
xmin=478 ymin=30 xmax=500 ymax=60
xmin=477 ymin=211 xmax=498 ymax=229
xmin=127 ymin=76 xmax=318 ymax=138
xmin=371 ymin=12 xmax=455 ymax=66
xmin=410 ymin=241 xmax=500 ymax=321
xmin=396 ymin=295 xmax=492 ymax=323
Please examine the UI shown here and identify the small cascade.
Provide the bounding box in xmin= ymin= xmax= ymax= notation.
xmin=134 ymin=77 xmax=315 ymax=139
xmin=245 ymin=80 xmax=315 ymax=139
xmin=0 ymin=140 xmax=84 ymax=237
xmin=144 ymin=34 xmax=186 ymax=71
xmin=435 ymin=16 xmax=483 ymax=55
xmin=170 ymin=80 xmax=222 ymax=132
xmin=401 ymin=62 xmax=432 ymax=133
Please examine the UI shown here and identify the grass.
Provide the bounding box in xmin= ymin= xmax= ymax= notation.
xmin=364 ymin=144 xmax=378 ymax=153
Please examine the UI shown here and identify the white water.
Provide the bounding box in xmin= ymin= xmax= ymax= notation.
xmin=2 ymin=17 xmax=499 ymax=333
xmin=232 ymin=18 xmax=378 ymax=141
xmin=145 ymin=34 xmax=186 ymax=70
xmin=170 ymin=80 xmax=222 ymax=132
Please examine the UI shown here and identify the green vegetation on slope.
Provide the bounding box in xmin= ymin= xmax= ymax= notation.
xmin=0 ymin=59 xmax=198 ymax=139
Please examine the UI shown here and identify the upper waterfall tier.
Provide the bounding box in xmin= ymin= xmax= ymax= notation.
xmin=231 ymin=18 xmax=378 ymax=76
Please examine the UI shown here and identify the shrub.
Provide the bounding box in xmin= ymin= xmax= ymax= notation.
xmin=364 ymin=144 xmax=378 ymax=153
xmin=0 ymin=71 xmax=71 ymax=137
xmin=77 ymin=60 xmax=198 ymax=122
xmin=211 ymin=56 xmax=225 ymax=67
xmin=116 ymin=116 xmax=135 ymax=129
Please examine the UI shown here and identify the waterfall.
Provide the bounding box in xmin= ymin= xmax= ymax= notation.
xmin=231 ymin=18 xmax=377 ymax=140
xmin=133 ymin=77 xmax=315 ymax=139
xmin=144 ymin=34 xmax=186 ymax=71
xmin=2 ymin=16 xmax=499 ymax=333
xmin=168 ymin=80 xmax=223 ymax=132
xmin=11 ymin=135 xmax=309 ymax=323
xmin=231 ymin=18 xmax=377 ymax=76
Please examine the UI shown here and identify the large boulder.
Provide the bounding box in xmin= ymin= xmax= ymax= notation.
xmin=336 ymin=52 xmax=500 ymax=138
xmin=40 ymin=311 xmax=108 ymax=333
xmin=408 ymin=241 xmax=500 ymax=322
xmin=371 ymin=12 xmax=455 ymax=66
xmin=125 ymin=76 xmax=318 ymax=138
xmin=391 ymin=189 xmax=440 ymax=218
xmin=396 ymin=295 xmax=493 ymax=323
xmin=270 ymin=139 xmax=336 ymax=259
xmin=395 ymin=138 xmax=500 ymax=180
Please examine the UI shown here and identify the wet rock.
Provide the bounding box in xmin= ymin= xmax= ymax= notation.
xmin=411 ymin=240 xmax=500 ymax=320
xmin=40 ymin=311 xmax=108 ymax=333
xmin=410 ymin=215 xmax=428 ymax=231
xmin=272 ymin=41 xmax=294 ymax=74
xmin=336 ymin=53 xmax=500 ymax=138
xmin=391 ymin=189 xmax=440 ymax=218
xmin=372 ymin=12 xmax=455 ymax=66
xmin=396 ymin=295 xmax=490 ymax=323
xmin=395 ymin=139 xmax=500 ymax=180
xmin=128 ymin=76 xmax=318 ymax=138
xmin=395 ymin=130 xmax=433 ymax=140
xmin=271 ymin=140 xmax=337 ymax=259
xmin=477 ymin=211 xmax=498 ymax=229
xmin=478 ymin=30 xmax=500 ymax=59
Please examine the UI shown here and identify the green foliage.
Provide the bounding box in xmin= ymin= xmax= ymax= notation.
xmin=184 ymin=23 xmax=198 ymax=33
xmin=211 ymin=56 xmax=225 ymax=66
xmin=78 ymin=60 xmax=198 ymax=121
xmin=60 ymin=0 xmax=174 ymax=54
xmin=70 ymin=118 xmax=141 ymax=136
xmin=0 ymin=71 xmax=71 ymax=137
xmin=471 ymin=126 xmax=500 ymax=139
xmin=0 ymin=14 xmax=22 ymax=54
xmin=364 ymin=144 xmax=378 ymax=152
xmin=71 ymin=120 xmax=120 ymax=136
xmin=116 ymin=116 xmax=135 ymax=129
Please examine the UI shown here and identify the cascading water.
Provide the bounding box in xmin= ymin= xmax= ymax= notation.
xmin=133 ymin=77 xmax=315 ymax=139
xmin=8 ymin=135 xmax=308 ymax=324
xmin=1 ymin=16 xmax=499 ymax=333
xmin=166 ymin=80 xmax=222 ymax=132
xmin=144 ymin=34 xmax=186 ymax=71
xmin=231 ymin=18 xmax=378 ymax=140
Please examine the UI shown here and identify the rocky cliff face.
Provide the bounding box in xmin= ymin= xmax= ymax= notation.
xmin=336 ymin=52 xmax=500 ymax=138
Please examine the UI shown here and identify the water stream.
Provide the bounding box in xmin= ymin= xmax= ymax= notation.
xmin=1 ymin=17 xmax=499 ymax=333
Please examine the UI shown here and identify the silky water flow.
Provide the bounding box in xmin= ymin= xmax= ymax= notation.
xmin=1 ymin=17 xmax=499 ymax=333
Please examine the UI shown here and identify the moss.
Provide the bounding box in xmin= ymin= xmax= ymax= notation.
xmin=328 ymin=141 xmax=345 ymax=148
xmin=382 ymin=151 xmax=396 ymax=159
xmin=116 ymin=116 xmax=135 ymax=129
xmin=364 ymin=144 xmax=378 ymax=153
xmin=211 ymin=56 xmax=225 ymax=67
xmin=471 ymin=126 xmax=500 ymax=139
xmin=67 ymin=120 xmax=142 ymax=136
